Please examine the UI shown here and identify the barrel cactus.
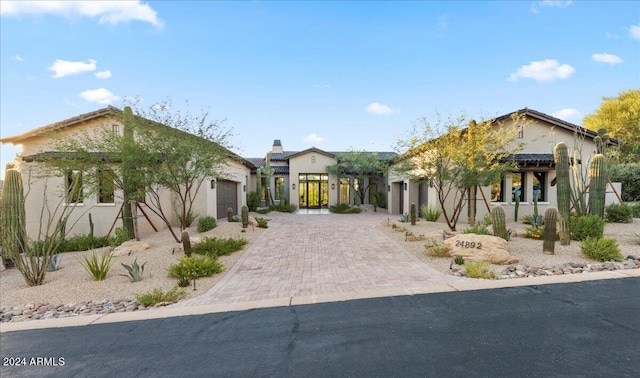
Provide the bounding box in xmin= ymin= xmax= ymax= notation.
xmin=241 ymin=205 xmax=249 ymax=228
xmin=1 ymin=167 xmax=26 ymax=268
xmin=491 ymin=206 xmax=509 ymax=241
xmin=227 ymin=207 xmax=233 ymax=222
xmin=553 ymin=142 xmax=571 ymax=245
xmin=410 ymin=202 xmax=416 ymax=225
xmin=588 ymin=154 xmax=607 ymax=218
xmin=542 ymin=207 xmax=558 ymax=255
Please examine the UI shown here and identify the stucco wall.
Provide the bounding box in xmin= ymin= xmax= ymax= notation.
xmin=288 ymin=151 xmax=337 ymax=208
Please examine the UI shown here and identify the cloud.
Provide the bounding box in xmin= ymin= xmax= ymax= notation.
xmin=95 ymin=69 xmax=112 ymax=79
xmin=531 ymin=0 xmax=573 ymax=14
xmin=10 ymin=54 xmax=24 ymax=61
xmin=552 ymin=108 xmax=582 ymax=122
xmin=591 ymin=53 xmax=623 ymax=65
xmin=48 ymin=58 xmax=96 ymax=78
xmin=0 ymin=1 xmax=163 ymax=28
xmin=630 ymin=24 xmax=640 ymax=40
xmin=304 ymin=133 xmax=326 ymax=145
xmin=79 ymin=88 xmax=119 ymax=104
xmin=366 ymin=102 xmax=399 ymax=115
xmin=605 ymin=32 xmax=620 ymax=40
xmin=508 ymin=59 xmax=575 ymax=82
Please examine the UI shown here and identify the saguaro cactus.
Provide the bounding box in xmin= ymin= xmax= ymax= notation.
xmin=491 ymin=206 xmax=509 ymax=241
xmin=543 ymin=207 xmax=558 ymax=255
xmin=121 ymin=106 xmax=136 ymax=240
xmin=410 ymin=202 xmax=417 ymax=225
xmin=241 ymin=205 xmax=249 ymax=228
xmin=182 ymin=230 xmax=192 ymax=257
xmin=553 ymin=142 xmax=571 ymax=245
xmin=1 ymin=167 xmax=26 ymax=268
xmin=279 ymin=182 xmax=286 ymax=203
xmin=227 ymin=207 xmax=233 ymax=222
xmin=588 ymin=154 xmax=607 ymax=218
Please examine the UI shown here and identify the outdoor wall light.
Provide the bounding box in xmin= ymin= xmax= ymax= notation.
xmin=388 ymin=185 xmax=391 ymax=192
xmin=210 ymin=179 xmax=216 ymax=189
xmin=404 ymin=183 xmax=407 ymax=190
xmin=292 ymin=183 xmax=296 ymax=190
xmin=331 ymin=183 xmax=335 ymax=190
xmin=243 ymin=185 xmax=246 ymax=192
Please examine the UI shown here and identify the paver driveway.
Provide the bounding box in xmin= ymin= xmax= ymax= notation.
xmin=176 ymin=211 xmax=463 ymax=306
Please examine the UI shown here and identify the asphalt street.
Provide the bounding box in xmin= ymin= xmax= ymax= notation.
xmin=1 ymin=278 xmax=639 ymax=377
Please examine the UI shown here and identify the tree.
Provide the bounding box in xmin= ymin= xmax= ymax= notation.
xmin=326 ymin=151 xmax=387 ymax=205
xmin=395 ymin=112 xmax=527 ymax=231
xmin=44 ymin=99 xmax=235 ymax=243
xmin=583 ymin=89 xmax=640 ymax=162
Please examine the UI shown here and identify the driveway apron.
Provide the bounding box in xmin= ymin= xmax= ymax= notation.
xmin=176 ymin=212 xmax=462 ymax=306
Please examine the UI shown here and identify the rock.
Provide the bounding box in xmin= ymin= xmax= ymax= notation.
xmin=112 ymin=241 xmax=152 ymax=256
xmin=444 ymin=234 xmax=518 ymax=265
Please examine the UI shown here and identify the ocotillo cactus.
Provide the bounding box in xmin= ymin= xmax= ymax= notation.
xmin=542 ymin=207 xmax=558 ymax=255
xmin=410 ymin=202 xmax=416 ymax=225
xmin=491 ymin=206 xmax=509 ymax=241
xmin=553 ymin=142 xmax=571 ymax=245
xmin=182 ymin=230 xmax=192 ymax=257
xmin=241 ymin=205 xmax=249 ymax=228
xmin=1 ymin=167 xmax=26 ymax=267
xmin=588 ymin=154 xmax=607 ymax=218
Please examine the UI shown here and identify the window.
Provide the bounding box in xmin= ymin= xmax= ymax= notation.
xmin=340 ymin=178 xmax=350 ymax=204
xmin=112 ymin=124 xmax=120 ymax=136
xmin=491 ymin=176 xmax=505 ymax=202
xmin=532 ymin=171 xmax=547 ymax=202
xmin=311 ymin=155 xmax=316 ymax=163
xmin=66 ymin=170 xmax=84 ymax=203
xmin=98 ymin=169 xmax=115 ymax=204
xmin=275 ymin=177 xmax=285 ymax=200
xmin=517 ymin=126 xmax=524 ymax=139
xmin=511 ymin=172 xmax=524 ymax=202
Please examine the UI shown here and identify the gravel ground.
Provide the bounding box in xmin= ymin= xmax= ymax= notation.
xmin=0 ymin=220 xmax=264 ymax=308
xmin=378 ymin=217 xmax=640 ymax=274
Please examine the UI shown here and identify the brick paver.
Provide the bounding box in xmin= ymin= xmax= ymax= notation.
xmin=176 ymin=212 xmax=464 ymax=306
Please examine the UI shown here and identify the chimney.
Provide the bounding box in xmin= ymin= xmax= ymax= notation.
xmin=272 ymin=139 xmax=283 ymax=154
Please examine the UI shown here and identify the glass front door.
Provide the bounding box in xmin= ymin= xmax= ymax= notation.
xmin=299 ymin=174 xmax=328 ymax=209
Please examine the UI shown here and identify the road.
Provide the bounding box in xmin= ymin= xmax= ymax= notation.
xmin=1 ymin=278 xmax=639 ymax=377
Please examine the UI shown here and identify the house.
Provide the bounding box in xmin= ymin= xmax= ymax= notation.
xmin=0 ymin=106 xmax=254 ymax=239
xmin=390 ymin=108 xmax=622 ymax=222
xmin=247 ymin=140 xmax=397 ymax=210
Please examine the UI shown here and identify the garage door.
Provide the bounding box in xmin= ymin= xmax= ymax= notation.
xmin=217 ymin=180 xmax=238 ymax=219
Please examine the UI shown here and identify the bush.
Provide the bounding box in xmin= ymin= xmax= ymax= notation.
xmin=461 ymin=224 xmax=492 ymax=236
xmin=192 ymin=236 xmax=248 ymax=257
xmin=78 ymin=250 xmax=115 ymax=281
xmin=581 ymin=237 xmax=622 ymax=262
xmin=465 ymin=262 xmax=497 ymax=279
xmin=269 ymin=203 xmax=297 ymax=213
xmin=629 ymin=202 xmax=640 ymax=218
xmin=609 ymin=163 xmax=640 ymax=202
xmin=167 ymin=256 xmax=224 ymax=278
xmin=135 ymin=287 xmax=186 ymax=306
xmin=571 ymin=215 xmax=605 ymax=241
xmin=329 ymin=203 xmax=362 ymax=214
xmin=197 ymin=216 xmax=217 ymax=233
xmin=424 ymin=239 xmax=451 ymax=257
xmin=255 ymin=217 xmax=270 ymax=228
xmin=605 ymin=203 xmax=633 ymax=223
xmin=32 ymin=234 xmax=114 ymax=255
xmin=421 ymin=204 xmax=441 ymax=222
xmin=246 ymin=191 xmax=260 ymax=211
xmin=374 ymin=191 xmax=387 ymax=209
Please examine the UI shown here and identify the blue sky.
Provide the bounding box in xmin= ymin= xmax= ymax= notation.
xmin=1 ymin=1 xmax=639 ymax=178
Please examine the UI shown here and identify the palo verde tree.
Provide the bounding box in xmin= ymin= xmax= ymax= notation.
xmin=395 ymin=112 xmax=527 ymax=231
xmin=326 ymin=151 xmax=387 ymax=205
xmin=45 ymin=99 xmax=235 ymax=243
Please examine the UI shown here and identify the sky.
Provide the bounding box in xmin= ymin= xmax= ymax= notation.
xmin=1 ymin=1 xmax=639 ymax=178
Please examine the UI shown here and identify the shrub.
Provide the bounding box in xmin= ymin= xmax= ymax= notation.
xmin=177 ymin=209 xmax=199 ymax=228
xmin=192 ymin=236 xmax=248 ymax=257
xmin=631 ymin=203 xmax=640 ymax=218
xmin=453 ymin=255 xmax=465 ymax=265
xmin=461 ymin=224 xmax=492 ymax=236
xmin=581 ymin=237 xmax=622 ymax=262
xmin=167 ymin=256 xmax=224 ymax=278
xmin=329 ymin=203 xmax=362 ymax=214
xmin=197 ymin=216 xmax=217 ymax=233
xmin=135 ymin=287 xmax=186 ymax=306
xmin=256 ymin=208 xmax=271 ymax=214
xmin=177 ymin=276 xmax=191 ymax=287
xmin=571 ymin=215 xmax=605 ymax=241
xmin=78 ymin=250 xmax=115 ymax=281
xmin=246 ymin=191 xmax=261 ymax=211
xmin=609 ymin=163 xmax=640 ymax=202
xmin=605 ymin=203 xmax=633 ymax=223
xmin=269 ymin=203 xmax=297 ymax=213
xmin=374 ymin=191 xmax=387 ymax=209
xmin=524 ymin=226 xmax=543 ymax=240
xmin=32 ymin=234 xmax=113 ymax=255
xmin=465 ymin=262 xmax=497 ymax=279
xmin=424 ymin=239 xmax=451 ymax=257
xmin=255 ymin=217 xmax=270 ymax=228
xmin=421 ymin=204 xmax=441 ymax=222
xmin=112 ymin=227 xmax=130 ymax=247
xmin=120 ymin=258 xmax=146 ymax=282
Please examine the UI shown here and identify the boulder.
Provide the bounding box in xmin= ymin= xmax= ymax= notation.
xmin=444 ymin=234 xmax=518 ymax=265
xmin=111 ymin=240 xmax=151 ymax=256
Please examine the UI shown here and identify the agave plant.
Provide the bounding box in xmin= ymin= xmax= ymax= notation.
xmin=120 ymin=257 xmax=146 ymax=282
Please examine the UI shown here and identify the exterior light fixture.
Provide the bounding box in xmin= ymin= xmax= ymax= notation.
xmin=331 ymin=183 xmax=335 ymax=190
xmin=404 ymin=183 xmax=407 ymax=190
xmin=243 ymin=185 xmax=246 ymax=192
xmin=292 ymin=183 xmax=296 ymax=190
xmin=388 ymin=185 xmax=391 ymax=192
xmin=211 ymin=179 xmax=216 ymax=189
